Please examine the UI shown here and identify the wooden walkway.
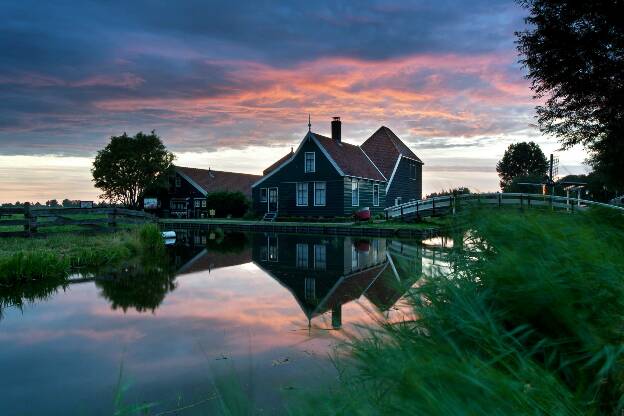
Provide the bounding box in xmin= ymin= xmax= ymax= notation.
xmin=385 ymin=192 xmax=624 ymax=220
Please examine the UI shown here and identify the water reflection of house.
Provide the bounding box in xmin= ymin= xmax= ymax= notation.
xmin=251 ymin=234 xmax=423 ymax=328
xmin=171 ymin=228 xmax=252 ymax=275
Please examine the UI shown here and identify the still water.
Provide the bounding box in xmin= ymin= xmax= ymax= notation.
xmin=0 ymin=230 xmax=452 ymax=415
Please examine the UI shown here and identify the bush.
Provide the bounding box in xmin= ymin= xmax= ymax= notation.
xmin=426 ymin=187 xmax=471 ymax=199
xmin=205 ymin=191 xmax=249 ymax=218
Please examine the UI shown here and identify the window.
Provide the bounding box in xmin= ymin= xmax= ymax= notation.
xmin=304 ymin=152 xmax=315 ymax=173
xmin=170 ymin=200 xmax=186 ymax=210
xmin=373 ymin=184 xmax=380 ymax=206
xmin=351 ymin=179 xmax=359 ymax=206
xmin=296 ymin=243 xmax=309 ymax=268
xmin=175 ymin=176 xmax=181 ymax=187
xmin=296 ymin=183 xmax=308 ymax=206
xmin=304 ymin=278 xmax=316 ymax=301
xmin=314 ymin=244 xmax=326 ymax=271
xmin=201 ymin=200 xmax=206 ymax=208
xmin=260 ymin=188 xmax=268 ymax=203
xmin=268 ymin=236 xmax=278 ymax=261
xmin=194 ymin=200 xmax=201 ymax=208
xmin=314 ymin=182 xmax=326 ymax=206
xmin=351 ymin=244 xmax=359 ymax=270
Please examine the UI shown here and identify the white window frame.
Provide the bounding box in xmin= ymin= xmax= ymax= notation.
xmin=201 ymin=200 xmax=206 ymax=208
xmin=304 ymin=152 xmax=315 ymax=173
xmin=351 ymin=179 xmax=359 ymax=207
xmin=296 ymin=243 xmax=309 ymax=268
xmin=314 ymin=182 xmax=326 ymax=206
xmin=296 ymin=182 xmax=308 ymax=206
xmin=304 ymin=277 xmax=316 ymax=301
xmin=373 ymin=183 xmax=380 ymax=207
xmin=194 ymin=200 xmax=201 ymax=208
xmin=314 ymin=244 xmax=326 ymax=271
xmin=260 ymin=188 xmax=268 ymax=203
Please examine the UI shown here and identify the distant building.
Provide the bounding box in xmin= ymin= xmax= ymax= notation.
xmin=252 ymin=117 xmax=423 ymax=218
xmin=152 ymin=166 xmax=260 ymax=218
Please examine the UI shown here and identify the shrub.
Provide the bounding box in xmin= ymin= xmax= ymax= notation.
xmin=205 ymin=191 xmax=250 ymax=218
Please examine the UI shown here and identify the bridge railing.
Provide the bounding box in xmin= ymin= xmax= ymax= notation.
xmin=385 ymin=193 xmax=624 ymax=219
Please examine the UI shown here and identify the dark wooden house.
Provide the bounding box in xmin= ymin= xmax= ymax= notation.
xmin=252 ymin=118 xmax=423 ymax=218
xmin=251 ymin=233 xmax=391 ymax=328
xmin=361 ymin=126 xmax=423 ymax=206
xmin=154 ymin=166 xmax=260 ymax=218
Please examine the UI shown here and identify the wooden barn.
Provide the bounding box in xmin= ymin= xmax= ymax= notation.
xmin=151 ymin=166 xmax=260 ymax=218
xmin=252 ymin=117 xmax=423 ymax=219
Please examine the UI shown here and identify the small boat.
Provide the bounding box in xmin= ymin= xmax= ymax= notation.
xmin=161 ymin=231 xmax=176 ymax=239
xmin=354 ymin=207 xmax=371 ymax=220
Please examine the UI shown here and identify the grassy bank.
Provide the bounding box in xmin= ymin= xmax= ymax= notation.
xmin=293 ymin=207 xmax=624 ymax=415
xmin=0 ymin=224 xmax=165 ymax=284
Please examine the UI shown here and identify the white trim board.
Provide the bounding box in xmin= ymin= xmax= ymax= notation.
xmin=252 ymin=132 xmax=344 ymax=188
xmin=385 ymin=155 xmax=402 ymax=191
xmin=176 ymin=168 xmax=207 ymax=195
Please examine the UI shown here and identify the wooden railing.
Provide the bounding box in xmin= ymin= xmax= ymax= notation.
xmin=0 ymin=206 xmax=156 ymax=237
xmin=385 ymin=193 xmax=624 ymax=219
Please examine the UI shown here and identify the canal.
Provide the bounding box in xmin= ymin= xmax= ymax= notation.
xmin=0 ymin=230 xmax=452 ymax=415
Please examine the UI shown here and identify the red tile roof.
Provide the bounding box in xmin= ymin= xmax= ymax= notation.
xmin=175 ymin=166 xmax=260 ymax=198
xmin=263 ymin=149 xmax=294 ymax=175
xmin=361 ymin=126 xmax=422 ymax=179
xmin=178 ymin=248 xmax=252 ymax=275
xmin=312 ymin=133 xmax=386 ymax=181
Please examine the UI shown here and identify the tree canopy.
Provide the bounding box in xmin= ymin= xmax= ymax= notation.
xmin=496 ymin=142 xmax=548 ymax=190
xmin=92 ymin=131 xmax=174 ymax=208
xmin=517 ymin=0 xmax=624 ymax=190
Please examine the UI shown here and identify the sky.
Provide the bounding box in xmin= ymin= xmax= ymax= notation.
xmin=0 ymin=0 xmax=589 ymax=203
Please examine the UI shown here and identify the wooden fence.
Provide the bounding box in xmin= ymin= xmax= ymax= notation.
xmin=0 ymin=206 xmax=156 ymax=237
xmin=385 ymin=192 xmax=624 ymax=220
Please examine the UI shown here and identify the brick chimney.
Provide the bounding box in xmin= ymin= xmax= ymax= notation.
xmin=331 ymin=116 xmax=341 ymax=142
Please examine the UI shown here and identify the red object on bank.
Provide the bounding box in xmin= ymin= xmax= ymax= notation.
xmin=354 ymin=207 xmax=371 ymax=220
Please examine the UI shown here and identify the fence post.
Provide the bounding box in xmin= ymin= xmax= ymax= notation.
xmin=400 ymin=205 xmax=404 ymax=220
xmin=108 ymin=208 xmax=117 ymax=229
xmin=23 ymin=203 xmax=31 ymax=236
xmin=452 ymin=196 xmax=456 ymax=216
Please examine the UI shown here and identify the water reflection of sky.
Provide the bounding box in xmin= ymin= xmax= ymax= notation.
xmin=0 ymin=232 xmax=452 ymax=415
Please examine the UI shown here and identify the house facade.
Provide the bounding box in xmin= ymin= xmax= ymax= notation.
xmin=152 ymin=166 xmax=260 ymax=218
xmin=252 ymin=118 xmax=423 ymax=218
xmin=361 ymin=126 xmax=423 ymax=206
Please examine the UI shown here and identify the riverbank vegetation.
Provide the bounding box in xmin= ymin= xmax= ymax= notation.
xmin=0 ymin=224 xmax=165 ymax=284
xmin=295 ymin=207 xmax=624 ymax=415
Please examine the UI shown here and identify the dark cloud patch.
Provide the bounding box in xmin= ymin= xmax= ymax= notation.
xmin=0 ymin=0 xmax=529 ymax=156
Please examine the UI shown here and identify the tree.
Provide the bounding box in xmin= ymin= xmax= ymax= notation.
xmin=92 ymin=131 xmax=175 ymax=208
xmin=516 ymin=0 xmax=624 ymax=190
xmin=496 ymin=142 xmax=548 ymax=190
xmin=46 ymin=199 xmax=59 ymax=207
xmin=205 ymin=191 xmax=250 ymax=218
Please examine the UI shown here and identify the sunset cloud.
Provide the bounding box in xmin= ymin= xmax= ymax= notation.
xmin=0 ymin=0 xmax=587 ymax=201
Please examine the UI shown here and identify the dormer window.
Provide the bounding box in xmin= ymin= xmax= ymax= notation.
xmin=304 ymin=152 xmax=315 ymax=173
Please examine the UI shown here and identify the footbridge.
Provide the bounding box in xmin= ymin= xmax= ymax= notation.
xmin=385 ymin=192 xmax=624 ymax=220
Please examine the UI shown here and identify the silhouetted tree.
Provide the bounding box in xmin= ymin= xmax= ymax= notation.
xmin=92 ymin=131 xmax=175 ymax=208
xmin=496 ymin=142 xmax=548 ymax=190
xmin=46 ymin=199 xmax=59 ymax=207
xmin=517 ymin=0 xmax=624 ymax=190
